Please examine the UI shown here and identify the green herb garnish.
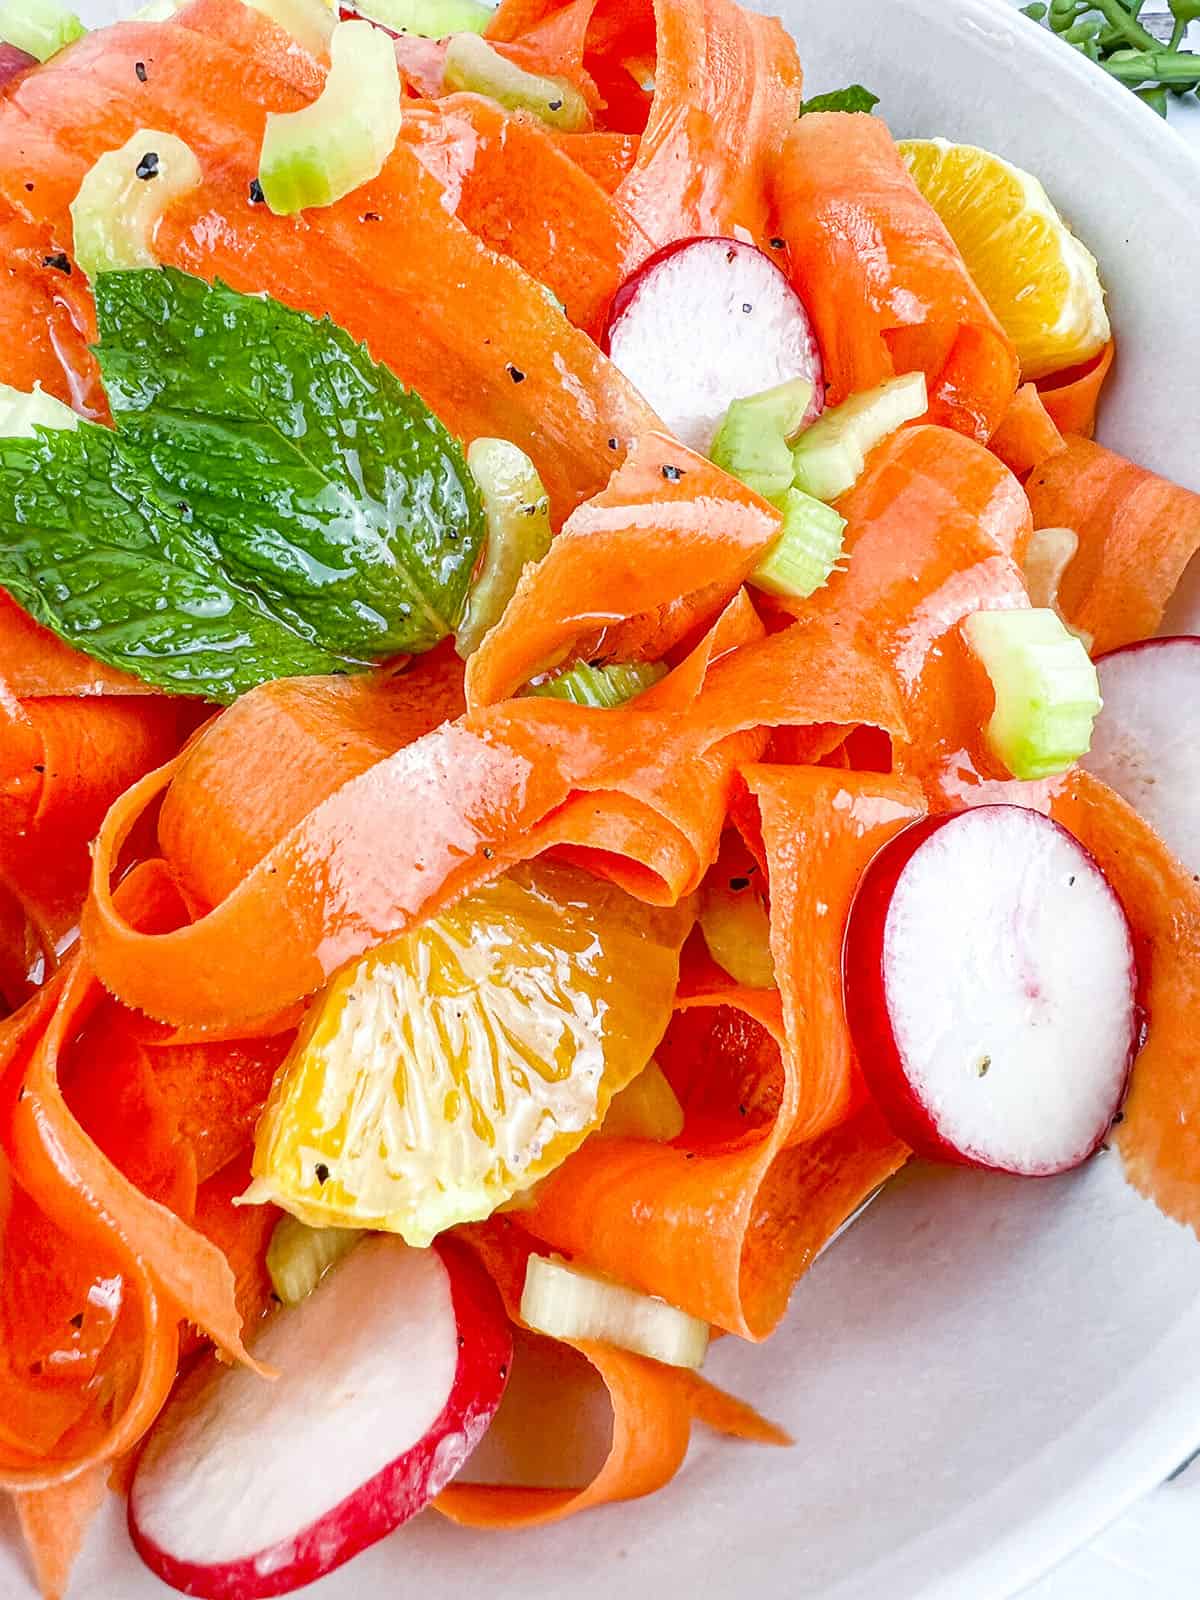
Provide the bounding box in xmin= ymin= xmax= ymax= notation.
xmin=1021 ymin=1 xmax=1200 ymax=112
xmin=0 ymin=268 xmax=485 ymax=700
xmin=797 ymin=84 xmax=880 ymax=116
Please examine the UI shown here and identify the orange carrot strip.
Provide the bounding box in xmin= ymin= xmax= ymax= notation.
xmin=465 ymin=433 xmax=782 ymax=707
xmin=616 ymin=0 xmax=803 ymax=248
xmin=548 ymin=129 xmax=640 ymax=193
xmin=522 ymin=769 xmax=913 ymax=1337
xmin=774 ymin=114 xmax=1019 ymax=441
xmin=0 ymin=591 xmax=150 ymax=698
xmin=1038 ymin=339 xmax=1115 ymax=440
xmin=12 ymin=1463 xmax=107 ymax=1600
xmin=1026 ymin=436 xmax=1200 ymax=654
xmin=399 ymin=96 xmax=653 ymax=336
xmin=989 ymin=382 xmax=1066 ymax=479
xmin=797 ymin=425 xmax=1034 ymax=809
xmin=436 ymin=1219 xmax=787 ymax=1529
xmin=1053 ymin=772 xmax=1200 ymax=1234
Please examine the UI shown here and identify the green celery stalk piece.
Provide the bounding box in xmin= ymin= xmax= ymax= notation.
xmin=792 ymin=371 xmax=928 ymax=503
xmin=70 ymin=131 xmax=203 ymax=281
xmin=962 ymin=607 xmax=1102 ymax=781
xmin=750 ymin=487 xmax=847 ymax=600
xmin=0 ymin=0 xmax=83 ymax=62
xmin=709 ymin=376 xmax=815 ymax=503
xmin=530 ymin=660 xmax=667 ymax=708
xmin=456 ymin=437 xmax=552 ymax=658
xmin=260 ymin=20 xmax=400 ymax=215
xmin=267 ymin=1216 xmax=362 ymax=1306
xmin=355 ymin=0 xmax=493 ymax=35
xmin=443 ymin=32 xmax=588 ymax=129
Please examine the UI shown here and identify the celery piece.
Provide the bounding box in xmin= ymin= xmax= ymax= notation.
xmin=259 ymin=21 xmax=400 ymax=215
xmin=266 ymin=1216 xmax=362 ymax=1306
xmin=244 ymin=0 xmax=334 ymax=56
xmin=0 ymin=0 xmax=83 ymax=62
xmin=601 ymin=1061 xmax=684 ymax=1142
xmin=443 ymin=32 xmax=588 ymax=130
xmin=521 ymin=1254 xmax=710 ymax=1369
xmin=750 ymin=487 xmax=846 ymax=601
xmin=962 ymin=607 xmax=1102 ymax=781
xmin=356 ymin=0 xmax=492 ymax=36
xmin=0 ymin=383 xmax=79 ymax=437
xmin=792 ymin=371 xmax=928 ymax=503
xmin=529 ymin=659 xmax=666 ymax=708
xmin=70 ymin=132 xmax=202 ymax=280
xmin=456 ymin=437 xmax=552 ymax=657
xmin=698 ymin=881 xmax=775 ymax=989
xmin=710 ymin=376 xmax=815 ymax=503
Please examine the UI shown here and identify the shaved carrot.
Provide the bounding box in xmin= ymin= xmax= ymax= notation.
xmin=990 ymin=383 xmax=1066 ymax=479
xmin=465 ymin=433 xmax=781 ymax=707
xmin=0 ymin=592 xmax=149 ymax=699
xmin=1026 ymin=436 xmax=1200 ymax=654
xmin=12 ymin=1464 xmax=107 ymax=1600
xmin=436 ymin=1219 xmax=787 ymax=1529
xmin=774 ymin=114 xmax=1019 ymax=441
xmin=1038 ymin=339 xmax=1115 ymax=440
xmin=1053 ymin=772 xmax=1200 ymax=1235
xmin=399 ymin=96 xmax=653 ymax=336
xmin=548 ymin=129 xmax=640 ymax=193
xmin=615 ymin=0 xmax=803 ymax=248
xmin=520 ymin=768 xmax=912 ymax=1336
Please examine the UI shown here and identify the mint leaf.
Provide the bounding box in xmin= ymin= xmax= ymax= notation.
xmin=93 ymin=268 xmax=485 ymax=660
xmin=797 ymin=85 xmax=880 ymax=116
xmin=0 ymin=423 xmax=358 ymax=699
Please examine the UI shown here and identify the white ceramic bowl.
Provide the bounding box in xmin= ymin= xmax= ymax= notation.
xmin=7 ymin=2 xmax=1200 ymax=1597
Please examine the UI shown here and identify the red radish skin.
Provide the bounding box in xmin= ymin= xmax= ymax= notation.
xmin=130 ymin=1237 xmax=510 ymax=1600
xmin=1083 ymin=636 xmax=1200 ymax=877
xmin=843 ymin=806 xmax=1139 ymax=1176
xmin=0 ymin=43 xmax=36 ymax=86
xmin=602 ymin=236 xmax=824 ymax=454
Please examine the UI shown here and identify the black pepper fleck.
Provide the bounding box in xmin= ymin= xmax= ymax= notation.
xmin=741 ymin=301 xmax=752 ymax=313
xmin=661 ymin=463 xmax=683 ymax=481
xmin=738 ymin=1103 xmax=747 ymax=1117
xmin=482 ymin=846 xmax=495 ymax=860
xmin=33 ymin=762 xmax=44 ymax=773
xmin=607 ymin=437 xmax=619 ymax=450
xmin=769 ymin=236 xmax=784 ymax=249
xmin=1068 ymin=874 xmax=1076 ymax=886
xmin=314 ymin=1162 xmax=330 ymax=1184
xmin=506 ymin=363 xmax=526 ymax=383
xmin=728 ymin=875 xmax=750 ymax=891
xmin=135 ymin=151 xmax=160 ymax=181
xmin=135 ymin=60 xmax=148 ymax=82
xmin=1113 ymin=1111 xmax=1125 ymax=1125
xmin=362 ymin=210 xmax=381 ymax=222
xmin=547 ymin=98 xmax=563 ymax=111
xmin=248 ymin=178 xmax=265 ymax=204
xmin=43 ymin=252 xmax=71 ymax=275
xmin=69 ymin=1312 xmax=84 ymax=1330
xmin=725 ymin=246 xmax=736 ymax=263
xmin=24 ymin=181 xmax=34 ymax=192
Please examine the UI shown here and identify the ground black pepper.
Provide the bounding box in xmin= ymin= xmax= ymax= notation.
xmin=315 ymin=1162 xmax=330 ymax=1184
xmin=249 ymin=178 xmax=265 ymax=204
xmin=728 ymin=875 xmax=749 ymax=891
xmin=769 ymin=236 xmax=784 ymax=249
xmin=43 ymin=253 xmax=71 ymax=275
xmin=135 ymin=60 xmax=148 ymax=82
xmin=506 ymin=363 xmax=526 ymax=383
xmin=661 ymin=463 xmax=683 ymax=481
xmin=135 ymin=151 xmax=160 ymax=181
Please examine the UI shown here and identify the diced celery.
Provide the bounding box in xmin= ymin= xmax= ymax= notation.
xmin=0 ymin=383 xmax=79 ymax=437
xmin=962 ymin=606 xmax=1101 ymax=781
xmin=521 ymin=1253 xmax=710 ymax=1369
xmin=750 ymin=487 xmax=846 ymax=601
xmin=0 ymin=0 xmax=83 ymax=62
xmin=529 ymin=659 xmax=666 ymax=708
xmin=456 ymin=437 xmax=552 ymax=657
xmin=443 ymin=32 xmax=588 ymax=130
xmin=259 ymin=20 xmax=400 ymax=216
xmin=792 ymin=371 xmax=928 ymax=502
xmin=709 ymin=376 xmax=815 ymax=503
xmin=1021 ymin=525 xmax=1094 ymax=652
xmin=355 ymin=0 xmax=492 ymax=35
xmin=70 ymin=132 xmax=203 ymax=280
xmin=600 ymin=1061 xmax=684 ymax=1141
xmin=266 ymin=1215 xmax=361 ymax=1306
xmin=244 ymin=0 xmax=334 ymax=56
xmin=698 ymin=881 xmax=775 ymax=989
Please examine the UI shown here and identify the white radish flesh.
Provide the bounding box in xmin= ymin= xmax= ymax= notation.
xmin=845 ymin=806 xmax=1138 ymax=1176
xmin=1083 ymin=637 xmax=1200 ymax=876
xmin=603 ymin=236 xmax=823 ymax=454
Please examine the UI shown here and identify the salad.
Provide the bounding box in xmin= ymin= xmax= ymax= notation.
xmin=0 ymin=0 xmax=1199 ymax=1593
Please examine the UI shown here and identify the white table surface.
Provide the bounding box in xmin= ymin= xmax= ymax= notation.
xmin=991 ymin=24 xmax=1200 ymax=1599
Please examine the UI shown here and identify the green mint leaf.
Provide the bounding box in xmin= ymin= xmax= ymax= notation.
xmin=0 ymin=422 xmax=359 ymax=700
xmin=797 ymin=84 xmax=880 ymax=116
xmin=93 ymin=268 xmax=486 ymax=660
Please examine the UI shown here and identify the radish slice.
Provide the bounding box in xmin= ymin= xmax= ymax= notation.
xmin=1082 ymin=637 xmax=1200 ymax=876
xmin=0 ymin=41 xmax=35 ymax=84
xmin=130 ymin=1236 xmax=510 ymax=1599
xmin=843 ymin=806 xmax=1138 ymax=1176
xmin=602 ymin=237 xmax=824 ymax=454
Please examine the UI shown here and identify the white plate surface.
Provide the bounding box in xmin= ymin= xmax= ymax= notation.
xmin=6 ymin=2 xmax=1200 ymax=1597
